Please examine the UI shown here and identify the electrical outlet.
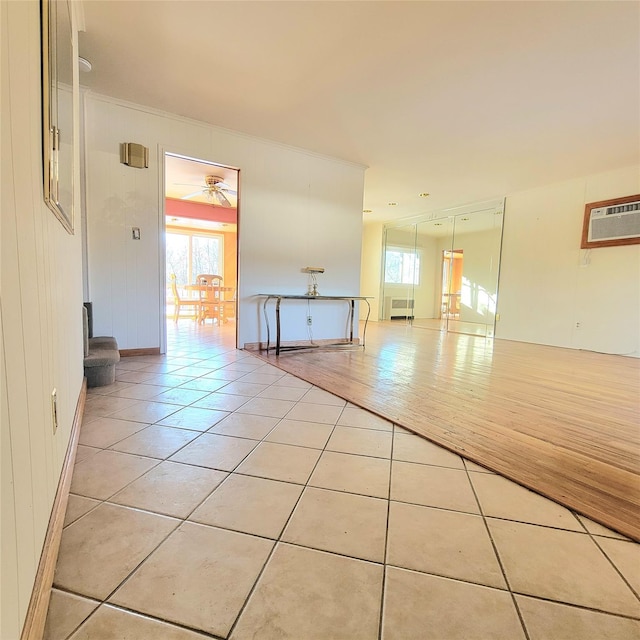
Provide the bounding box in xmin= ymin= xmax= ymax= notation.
xmin=307 ymin=315 xmax=312 ymax=326
xmin=51 ymin=389 xmax=58 ymax=434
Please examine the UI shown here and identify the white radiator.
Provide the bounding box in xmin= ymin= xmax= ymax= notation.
xmin=384 ymin=297 xmax=415 ymax=320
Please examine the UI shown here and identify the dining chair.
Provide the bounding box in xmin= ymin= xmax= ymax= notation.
xmin=169 ymin=274 xmax=200 ymax=322
xmin=222 ymin=288 xmax=236 ymax=322
xmin=196 ymin=274 xmax=224 ymax=324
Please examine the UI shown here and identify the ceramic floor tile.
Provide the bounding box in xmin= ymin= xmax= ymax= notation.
xmin=326 ymin=426 xmax=392 ymax=458
xmin=382 ymin=567 xmax=526 ymax=640
xmin=63 ymin=494 xmax=101 ymax=527
xmin=516 ymin=595 xmax=640 ymax=640
xmin=170 ymin=433 xmax=258 ymax=471
xmin=386 ymin=501 xmax=506 ymax=588
xmin=488 ymin=519 xmax=640 ymax=616
xmin=107 ymin=383 xmax=171 ymax=400
xmin=54 ymin=503 xmax=179 ymax=600
xmin=115 ymin=370 xmax=158 ymax=384
xmin=110 ymin=522 xmax=274 ymax=637
xmin=595 ymin=537 xmax=640 ymax=594
xmin=255 ymin=363 xmax=286 ymax=375
xmin=74 ymin=445 xmax=100 ymax=464
xmin=236 ymin=397 xmax=297 ymax=418
xmin=208 ymin=413 xmax=280 ymax=440
xmin=223 ymin=361 xmax=264 ymax=372
xmin=140 ymin=373 xmax=196 ymax=387
xmin=392 ymin=433 xmax=465 ymax=469
xmin=257 ymin=385 xmax=308 ymax=402
xmin=337 ymin=406 xmax=393 ymax=431
xmin=71 ymin=450 xmax=159 ymax=500
xmin=114 ymin=359 xmax=151 ymax=371
xmin=232 ymin=543 xmax=383 ymax=640
xmin=271 ymin=375 xmax=313 ymax=389
xmin=470 ymin=472 xmax=583 ymax=531
xmin=108 ymin=424 xmax=201 ymax=459
xmin=148 ymin=388 xmax=210 ymax=406
xmin=43 ymin=589 xmax=99 ymax=640
xmin=156 ymin=406 xmax=229 ymax=431
xmin=176 ymin=377 xmax=229 ymax=392
xmin=169 ymin=365 xmax=215 ymax=377
xmin=393 ymin=425 xmax=413 ymax=435
xmin=83 ymin=395 xmax=139 ymax=419
xmin=282 ymin=487 xmax=387 ymax=562
xmin=391 ymin=460 xmax=480 ymax=514
xmin=218 ymin=381 xmax=270 ymax=397
xmin=464 ymin=458 xmax=496 ymax=473
xmin=78 ymin=417 xmax=150 ymax=449
xmin=110 ymin=461 xmax=227 ymax=518
xmin=264 ymin=418 xmax=334 ymax=449
xmin=108 ymin=401 xmax=179 ymax=424
xmin=300 ymin=387 xmax=346 ymax=406
xmin=68 ymin=604 xmax=213 ymax=639
xmin=284 ymin=401 xmax=343 ymax=425
xmin=235 ymin=441 xmax=322 ymax=483
xmin=237 ymin=371 xmax=285 ymax=385
xmin=190 ymin=473 xmax=303 ymax=538
xmin=578 ymin=514 xmax=630 ymax=540
xmin=190 ymin=392 xmax=250 ymax=411
xmin=309 ymin=450 xmax=391 ymax=499
xmin=203 ymin=369 xmax=246 ymax=382
xmin=138 ymin=362 xmax=186 ymax=373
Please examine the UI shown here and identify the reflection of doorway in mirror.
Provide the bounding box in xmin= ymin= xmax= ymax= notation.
xmin=441 ymin=250 xmax=463 ymax=319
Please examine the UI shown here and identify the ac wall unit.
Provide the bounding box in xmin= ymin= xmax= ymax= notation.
xmin=384 ymin=297 xmax=414 ymax=320
xmin=586 ymin=200 xmax=640 ymax=243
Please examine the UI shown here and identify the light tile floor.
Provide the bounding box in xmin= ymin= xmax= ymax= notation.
xmin=45 ymin=323 xmax=640 ymax=639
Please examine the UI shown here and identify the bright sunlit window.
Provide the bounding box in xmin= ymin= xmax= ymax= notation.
xmin=384 ymin=247 xmax=420 ymax=285
xmin=166 ymin=231 xmax=223 ymax=284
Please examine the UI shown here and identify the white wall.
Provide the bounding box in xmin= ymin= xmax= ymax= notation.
xmin=83 ymin=94 xmax=366 ymax=350
xmin=497 ymin=165 xmax=640 ymax=356
xmin=359 ymin=221 xmax=383 ymax=321
xmin=1 ymin=2 xmax=84 ymax=636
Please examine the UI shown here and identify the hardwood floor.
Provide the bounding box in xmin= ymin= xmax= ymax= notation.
xmin=257 ymin=321 xmax=640 ymax=541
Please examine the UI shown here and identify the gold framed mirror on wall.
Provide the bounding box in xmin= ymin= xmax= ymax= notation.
xmin=42 ymin=0 xmax=74 ymax=234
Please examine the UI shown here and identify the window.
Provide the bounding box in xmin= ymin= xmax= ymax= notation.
xmin=384 ymin=247 xmax=420 ymax=285
xmin=166 ymin=231 xmax=223 ymax=284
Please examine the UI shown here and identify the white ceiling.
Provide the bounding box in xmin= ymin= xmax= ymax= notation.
xmin=78 ymin=1 xmax=640 ymax=224
xmin=165 ymin=153 xmax=238 ymax=206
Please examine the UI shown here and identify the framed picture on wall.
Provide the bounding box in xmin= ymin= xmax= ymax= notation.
xmin=581 ymin=194 xmax=640 ymax=249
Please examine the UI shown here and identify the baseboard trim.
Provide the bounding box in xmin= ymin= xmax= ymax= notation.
xmin=243 ymin=338 xmax=361 ymax=352
xmin=20 ymin=379 xmax=87 ymax=640
xmin=119 ymin=347 xmax=160 ymax=357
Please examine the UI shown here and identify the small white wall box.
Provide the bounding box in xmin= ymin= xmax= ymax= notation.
xmin=120 ymin=142 xmax=149 ymax=169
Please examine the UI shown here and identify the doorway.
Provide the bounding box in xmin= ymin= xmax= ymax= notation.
xmin=162 ymin=153 xmax=239 ymax=353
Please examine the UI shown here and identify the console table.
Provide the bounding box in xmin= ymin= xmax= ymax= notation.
xmin=260 ymin=294 xmax=372 ymax=356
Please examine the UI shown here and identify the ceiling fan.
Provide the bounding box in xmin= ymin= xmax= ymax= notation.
xmin=180 ymin=175 xmax=237 ymax=207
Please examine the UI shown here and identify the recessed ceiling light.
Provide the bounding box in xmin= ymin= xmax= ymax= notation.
xmin=419 ymin=193 xmax=430 ymax=198
xmin=461 ymin=217 xmax=470 ymax=221
xmin=388 ymin=202 xmax=398 ymax=206
xmin=363 ymin=209 xmax=372 ymax=214
xmin=434 ymin=223 xmax=443 ymax=226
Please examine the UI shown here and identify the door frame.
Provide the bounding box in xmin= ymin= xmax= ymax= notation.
xmin=158 ymin=147 xmax=240 ymax=353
